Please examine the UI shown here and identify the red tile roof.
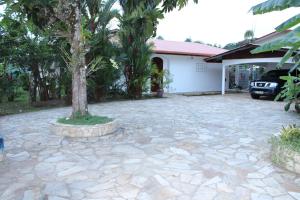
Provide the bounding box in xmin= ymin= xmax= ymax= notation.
xmin=152 ymin=39 xmax=227 ymax=57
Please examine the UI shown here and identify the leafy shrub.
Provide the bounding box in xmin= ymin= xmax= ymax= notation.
xmin=275 ymin=75 xmax=300 ymax=113
xmin=280 ymin=124 xmax=300 ymax=142
xmin=271 ymin=125 xmax=300 ymax=153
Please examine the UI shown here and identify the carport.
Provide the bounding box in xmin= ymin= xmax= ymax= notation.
xmin=205 ymin=32 xmax=295 ymax=95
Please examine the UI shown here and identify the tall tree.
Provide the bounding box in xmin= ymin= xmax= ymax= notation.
xmin=119 ymin=0 xmax=197 ymax=98
xmin=83 ymin=0 xmax=120 ymax=101
xmin=0 ymin=12 xmax=64 ymax=102
xmin=1 ymin=0 xmax=118 ymax=117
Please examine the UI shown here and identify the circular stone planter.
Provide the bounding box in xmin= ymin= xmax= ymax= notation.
xmin=271 ymin=141 xmax=300 ymax=174
xmin=51 ymin=120 xmax=118 ymax=138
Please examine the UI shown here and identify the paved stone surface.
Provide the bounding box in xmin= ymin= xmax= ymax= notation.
xmin=0 ymin=94 xmax=299 ymax=200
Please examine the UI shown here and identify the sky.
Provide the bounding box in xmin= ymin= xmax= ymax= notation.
xmin=156 ymin=0 xmax=299 ymax=46
xmin=0 ymin=1 xmax=298 ymax=47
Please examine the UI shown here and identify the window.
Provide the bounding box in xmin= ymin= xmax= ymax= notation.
xmin=196 ymin=63 xmax=207 ymax=72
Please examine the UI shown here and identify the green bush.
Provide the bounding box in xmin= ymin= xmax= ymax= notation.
xmin=280 ymin=124 xmax=300 ymax=142
xmin=271 ymin=125 xmax=300 ymax=153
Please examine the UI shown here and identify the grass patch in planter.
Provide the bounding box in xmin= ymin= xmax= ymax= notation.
xmin=272 ymin=124 xmax=300 ymax=153
xmin=58 ymin=114 xmax=113 ymax=125
xmin=270 ymin=125 xmax=300 ymax=174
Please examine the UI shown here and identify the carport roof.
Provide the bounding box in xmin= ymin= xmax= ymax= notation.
xmin=204 ymin=44 xmax=289 ymax=63
xmin=205 ymin=30 xmax=292 ymax=63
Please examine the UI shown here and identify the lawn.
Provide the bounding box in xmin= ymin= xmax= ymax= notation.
xmin=0 ymin=90 xmax=65 ymax=116
xmin=58 ymin=115 xmax=112 ymax=125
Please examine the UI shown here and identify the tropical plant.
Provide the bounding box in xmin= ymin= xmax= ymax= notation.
xmin=244 ymin=30 xmax=255 ymax=41
xmin=82 ymin=0 xmax=121 ymax=101
xmin=0 ymin=11 xmax=68 ymax=103
xmin=280 ymin=124 xmax=300 ymax=142
xmin=223 ymin=43 xmax=240 ymax=50
xmin=119 ymin=0 xmax=197 ymax=99
xmin=185 ymin=37 xmax=192 ymax=42
xmin=1 ymin=0 xmax=120 ymax=118
xmin=275 ymin=75 xmax=300 ymax=112
xmin=151 ymin=64 xmax=172 ymax=97
xmin=251 ymin=0 xmax=300 ymax=112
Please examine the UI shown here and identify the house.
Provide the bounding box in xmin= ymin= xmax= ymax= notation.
xmin=151 ymin=30 xmax=294 ymax=95
xmin=151 ymin=40 xmax=227 ymax=94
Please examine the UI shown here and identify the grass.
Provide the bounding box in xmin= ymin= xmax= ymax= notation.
xmin=0 ymin=90 xmax=65 ymax=116
xmin=0 ymin=91 xmax=40 ymax=116
xmin=270 ymin=136 xmax=300 ymax=153
xmin=0 ymin=89 xmax=163 ymax=116
xmin=57 ymin=115 xmax=113 ymax=125
xmin=0 ymin=101 xmax=41 ymax=116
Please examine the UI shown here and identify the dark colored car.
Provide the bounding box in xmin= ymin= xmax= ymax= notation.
xmin=249 ymin=69 xmax=291 ymax=99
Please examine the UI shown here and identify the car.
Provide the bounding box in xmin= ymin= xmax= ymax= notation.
xmin=249 ymin=69 xmax=293 ymax=99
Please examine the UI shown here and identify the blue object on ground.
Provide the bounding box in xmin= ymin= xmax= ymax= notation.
xmin=0 ymin=138 xmax=3 ymax=150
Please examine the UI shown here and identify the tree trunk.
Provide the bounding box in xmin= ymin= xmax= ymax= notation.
xmin=70 ymin=1 xmax=88 ymax=117
xmin=31 ymin=63 xmax=39 ymax=103
xmin=72 ymin=67 xmax=88 ymax=117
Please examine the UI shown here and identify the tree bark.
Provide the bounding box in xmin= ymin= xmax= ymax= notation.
xmin=70 ymin=1 xmax=88 ymax=117
xmin=31 ymin=63 xmax=39 ymax=102
xmin=72 ymin=67 xmax=88 ymax=117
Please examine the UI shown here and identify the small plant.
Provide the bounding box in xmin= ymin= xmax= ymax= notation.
xmin=280 ymin=124 xmax=300 ymax=143
xmin=151 ymin=64 xmax=172 ymax=97
xmin=275 ymin=75 xmax=300 ymax=113
xmin=270 ymin=125 xmax=300 ymax=153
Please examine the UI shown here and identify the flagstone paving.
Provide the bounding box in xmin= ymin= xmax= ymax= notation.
xmin=0 ymin=94 xmax=300 ymax=200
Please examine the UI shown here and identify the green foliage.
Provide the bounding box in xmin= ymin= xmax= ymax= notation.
xmin=185 ymin=37 xmax=192 ymax=42
xmin=251 ymin=0 xmax=300 ymax=68
xmin=270 ymin=125 xmax=300 ymax=153
xmin=251 ymin=0 xmax=300 ymax=14
xmin=251 ymin=0 xmax=300 ymax=112
xmin=277 ymin=13 xmax=300 ymax=32
xmin=119 ymin=0 xmax=196 ymax=98
xmin=82 ymin=0 xmax=121 ymax=101
xmin=119 ymin=1 xmax=161 ymax=98
xmin=244 ymin=30 xmax=254 ymax=41
xmin=161 ymin=0 xmax=198 ymax=12
xmin=151 ymin=64 xmax=172 ymax=90
xmin=251 ymin=27 xmax=300 ymax=55
xmin=58 ymin=114 xmax=112 ymax=125
xmin=224 ymin=43 xmax=240 ymax=50
xmin=280 ymin=124 xmax=300 ymax=142
xmin=1 ymin=0 xmax=121 ymax=106
xmin=275 ymin=75 xmax=300 ymax=111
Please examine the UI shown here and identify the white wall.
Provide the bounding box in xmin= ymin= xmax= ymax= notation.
xmin=152 ymin=54 xmax=223 ymax=93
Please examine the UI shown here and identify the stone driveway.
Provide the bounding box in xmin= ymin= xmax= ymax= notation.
xmin=0 ymin=94 xmax=300 ymax=200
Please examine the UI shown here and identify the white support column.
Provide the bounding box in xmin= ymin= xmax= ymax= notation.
xmin=222 ymin=64 xmax=226 ymax=95
xmin=235 ymin=65 xmax=239 ymax=86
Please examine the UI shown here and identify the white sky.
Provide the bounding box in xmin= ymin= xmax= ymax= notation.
xmin=1 ymin=1 xmax=299 ymax=47
xmin=156 ymin=0 xmax=299 ymax=46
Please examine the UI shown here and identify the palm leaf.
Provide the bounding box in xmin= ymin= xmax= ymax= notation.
xmin=288 ymin=58 xmax=300 ymax=73
xmin=251 ymin=27 xmax=300 ymax=54
xmin=252 ymin=0 xmax=300 ymax=15
xmin=277 ymin=46 xmax=299 ymax=67
xmin=276 ymin=14 xmax=300 ymax=32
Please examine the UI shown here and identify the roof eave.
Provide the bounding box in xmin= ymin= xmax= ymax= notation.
xmin=154 ymin=50 xmax=220 ymax=58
